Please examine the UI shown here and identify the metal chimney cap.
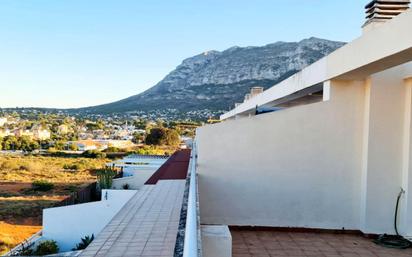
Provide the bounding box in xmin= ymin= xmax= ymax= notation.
xmin=365 ymin=0 xmax=410 ymax=9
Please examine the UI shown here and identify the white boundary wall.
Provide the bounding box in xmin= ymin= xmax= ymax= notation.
xmin=42 ymin=190 xmax=136 ymax=252
xmin=112 ymin=169 xmax=156 ymax=189
xmin=197 ymin=80 xmax=365 ymax=230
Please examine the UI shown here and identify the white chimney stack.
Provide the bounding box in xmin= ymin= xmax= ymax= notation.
xmin=363 ymin=0 xmax=410 ymax=33
xmin=243 ymin=87 xmax=264 ymax=103
xmin=250 ymin=87 xmax=264 ymax=98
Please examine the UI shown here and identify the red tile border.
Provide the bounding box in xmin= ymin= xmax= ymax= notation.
xmin=144 ymin=149 xmax=191 ymax=184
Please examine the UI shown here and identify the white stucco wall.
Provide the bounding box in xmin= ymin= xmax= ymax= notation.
xmin=197 ymin=80 xmax=366 ymax=229
xmin=361 ymin=67 xmax=405 ymax=234
xmin=42 ymin=190 xmax=136 ymax=252
xmin=403 ymin=78 xmax=412 ymax=239
xmin=360 ymin=63 xmax=412 ymax=235
xmin=198 ymin=62 xmax=412 ymax=236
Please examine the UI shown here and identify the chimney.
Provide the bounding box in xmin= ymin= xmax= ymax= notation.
xmin=363 ymin=0 xmax=410 ymax=33
xmin=250 ymin=87 xmax=264 ymax=97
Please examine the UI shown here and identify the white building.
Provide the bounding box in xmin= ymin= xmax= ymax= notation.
xmin=197 ymin=0 xmax=412 ymax=239
xmin=32 ymin=127 xmax=51 ymax=140
xmin=57 ymin=124 xmax=71 ymax=135
xmin=0 ymin=117 xmax=7 ymax=127
xmin=0 ymin=128 xmax=11 ymax=137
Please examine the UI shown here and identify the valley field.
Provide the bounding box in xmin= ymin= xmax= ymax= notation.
xmin=0 ymin=155 xmax=108 ymax=255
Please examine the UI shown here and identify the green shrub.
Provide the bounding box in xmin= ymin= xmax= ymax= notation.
xmin=130 ymin=145 xmax=168 ymax=155
xmin=81 ymin=150 xmax=106 ymax=159
xmin=103 ymin=147 xmax=122 ymax=153
xmin=96 ymin=168 xmax=116 ymax=189
xmin=32 ymin=180 xmax=54 ymax=191
xmin=73 ymin=234 xmax=94 ymax=250
xmin=34 ymin=240 xmax=59 ymax=255
xmin=63 ymin=163 xmax=81 ymax=170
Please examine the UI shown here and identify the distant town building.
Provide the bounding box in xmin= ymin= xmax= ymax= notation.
xmin=99 ymin=139 xmax=135 ymax=149
xmin=0 ymin=128 xmax=11 ymax=137
xmin=11 ymin=126 xmax=51 ymax=140
xmin=70 ymin=140 xmax=104 ymax=151
xmin=0 ymin=117 xmax=7 ymax=127
xmin=57 ymin=124 xmax=70 ymax=134
xmin=32 ymin=127 xmax=51 ymax=140
xmin=70 ymin=139 xmax=135 ymax=152
xmin=13 ymin=128 xmax=33 ymax=138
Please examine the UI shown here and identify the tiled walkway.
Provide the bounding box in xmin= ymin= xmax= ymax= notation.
xmin=232 ymin=229 xmax=412 ymax=257
xmin=80 ymin=180 xmax=185 ymax=257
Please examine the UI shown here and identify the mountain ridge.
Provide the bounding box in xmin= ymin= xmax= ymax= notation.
xmin=75 ymin=37 xmax=345 ymax=118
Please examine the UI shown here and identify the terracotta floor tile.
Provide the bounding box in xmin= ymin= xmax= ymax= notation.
xmin=231 ymin=229 xmax=412 ymax=257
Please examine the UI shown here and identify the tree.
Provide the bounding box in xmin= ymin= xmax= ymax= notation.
xmin=166 ymin=121 xmax=177 ymax=129
xmin=2 ymin=136 xmax=19 ymax=150
xmin=69 ymin=143 xmax=79 ymax=151
xmin=18 ymin=136 xmax=34 ymax=152
xmin=54 ymin=140 xmax=66 ymax=150
xmin=39 ymin=139 xmax=53 ymax=149
xmin=82 ymin=150 xmax=106 ymax=159
xmin=165 ymin=129 xmax=180 ymax=146
xmin=145 ymin=127 xmax=167 ymax=145
xmin=145 ymin=127 xmax=180 ymax=146
xmin=30 ymin=140 xmax=40 ymax=151
xmin=86 ymin=122 xmax=103 ymax=131
xmin=133 ymin=119 xmax=147 ymax=130
xmin=132 ymin=132 xmax=144 ymax=144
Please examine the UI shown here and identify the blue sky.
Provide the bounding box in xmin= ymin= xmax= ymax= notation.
xmin=0 ymin=0 xmax=365 ymax=108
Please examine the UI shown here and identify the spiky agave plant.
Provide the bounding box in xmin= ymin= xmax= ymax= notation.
xmin=73 ymin=234 xmax=94 ymax=250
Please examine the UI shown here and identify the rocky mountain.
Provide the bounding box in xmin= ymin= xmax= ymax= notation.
xmin=78 ymin=37 xmax=345 ymax=118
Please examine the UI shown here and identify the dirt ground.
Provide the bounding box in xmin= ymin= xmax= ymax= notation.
xmin=0 ymin=181 xmax=90 ymax=254
xmin=0 ymin=155 xmax=106 ymax=255
xmin=0 ymin=183 xmax=66 ymax=255
xmin=0 ymin=222 xmax=42 ymax=255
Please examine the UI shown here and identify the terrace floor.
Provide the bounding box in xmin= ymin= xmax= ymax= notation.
xmin=79 ymin=180 xmax=185 ymax=257
xmin=231 ymin=228 xmax=412 ymax=257
xmin=79 ymin=150 xmax=190 ymax=257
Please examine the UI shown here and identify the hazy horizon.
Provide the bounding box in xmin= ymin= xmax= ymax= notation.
xmin=0 ymin=0 xmax=364 ymax=109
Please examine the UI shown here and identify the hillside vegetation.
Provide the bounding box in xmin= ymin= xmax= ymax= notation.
xmin=0 ymin=156 xmax=106 ymax=182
